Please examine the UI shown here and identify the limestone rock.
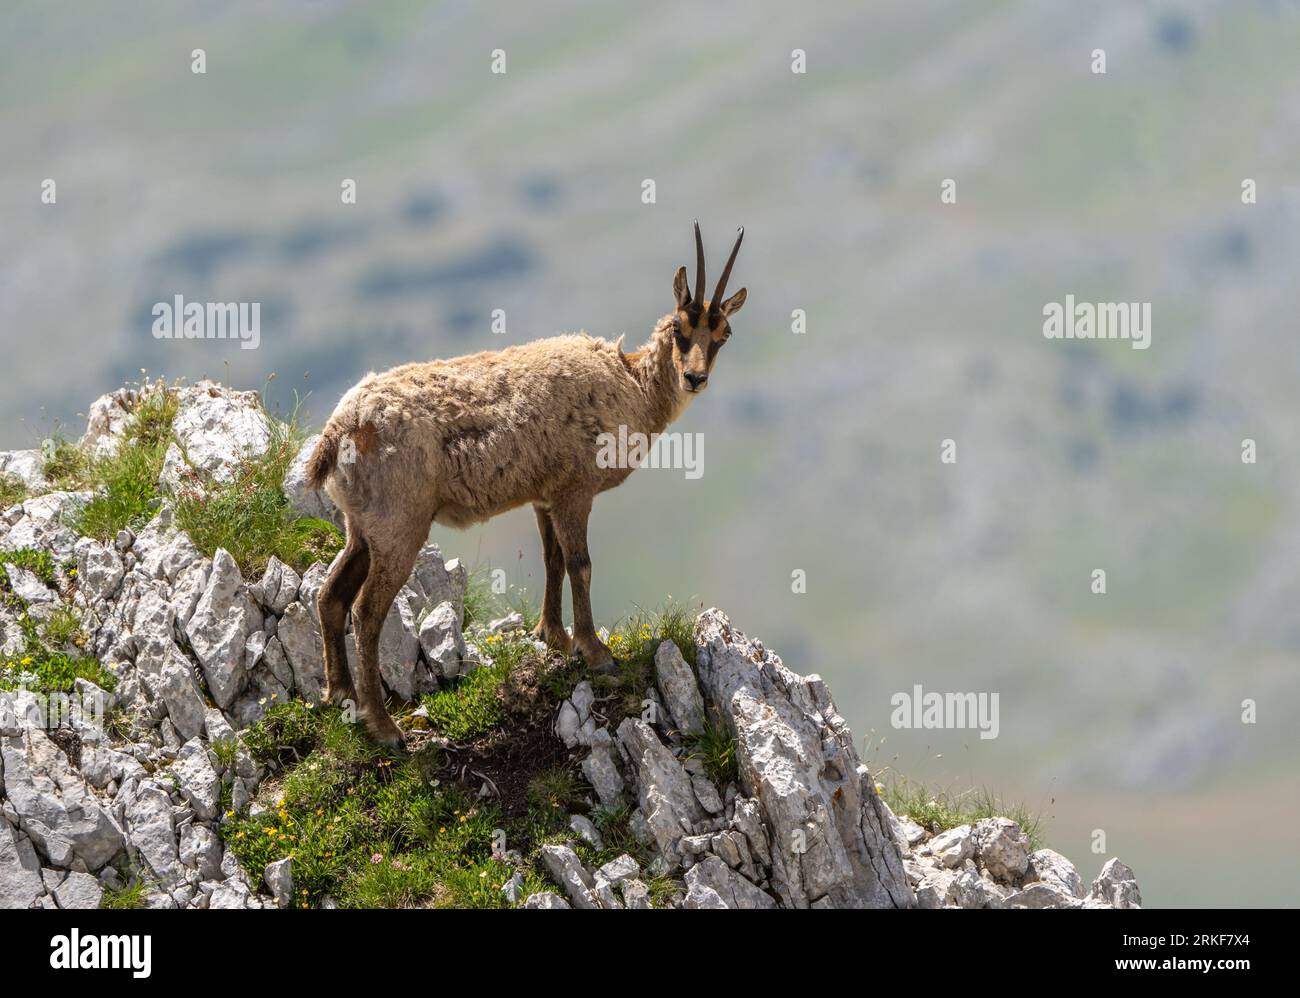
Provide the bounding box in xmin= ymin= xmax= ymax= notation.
xmin=539 ymin=844 xmax=598 ymax=909
xmin=693 ymin=608 xmax=913 ymax=908
xmin=264 ymin=857 xmax=293 ymax=909
xmin=0 ymin=720 xmax=124 ymax=870
xmin=1089 ymin=858 xmax=1142 ymax=909
xmin=522 ymin=891 xmax=571 ymax=909
xmin=685 ymin=855 xmax=776 ymax=909
xmin=654 ymin=640 xmax=705 ymax=737
xmin=283 ymin=434 xmax=341 ymax=526
xmin=972 ymin=817 xmax=1029 ymax=883
xmin=167 ymin=381 xmax=271 ymax=483
xmin=1026 ymin=847 xmax=1085 ymax=898
xmin=418 ymin=600 xmax=467 ymax=681
xmin=185 ymin=548 xmax=261 ymax=709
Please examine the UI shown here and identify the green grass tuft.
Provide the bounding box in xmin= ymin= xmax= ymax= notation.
xmin=227 ymin=703 xmax=535 ymax=909
xmin=683 ymin=705 xmax=739 ymax=789
xmin=174 ymin=414 xmax=343 ymax=576
xmin=421 ymin=658 xmax=511 ymax=741
xmin=0 ymin=472 xmax=27 ymax=510
xmin=879 ymin=776 xmax=1045 ymax=851
xmin=41 ymin=436 xmax=92 ymax=492
xmin=100 ymin=879 xmax=149 ymax=910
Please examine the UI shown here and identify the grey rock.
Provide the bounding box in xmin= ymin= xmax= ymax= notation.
xmin=621 ymin=878 xmax=652 ymax=909
xmin=972 ymin=817 xmax=1030 ymax=883
xmin=3 ymin=564 xmax=53 ymax=604
xmin=73 ymin=537 xmax=125 ymax=604
xmin=410 ymin=545 xmax=467 ymax=621
xmin=906 ymin=861 xmax=958 ymax=909
xmin=595 ymin=854 xmax=641 ymax=887
xmin=654 ymin=640 xmax=705 ymax=737
xmin=207 ymin=883 xmax=251 ymax=909
xmin=694 ymin=609 xmax=913 ymax=908
xmin=1 ymin=491 xmax=91 ymax=559
xmin=264 ymin=857 xmax=293 ymax=909
xmin=185 ymin=548 xmax=261 ymax=709
xmin=929 ymin=825 xmax=974 ymax=869
xmin=616 ymin=717 xmax=708 ymax=866
xmin=580 ymin=730 xmax=624 ymax=807
xmin=168 ymin=381 xmax=271 ymax=483
xmin=283 ymin=435 xmax=341 ymax=526
xmin=0 ymin=724 xmax=124 ymax=869
xmin=418 ymin=600 xmax=467 ymax=681
xmin=249 ymin=556 xmax=300 ymax=615
xmin=554 ymin=681 xmax=597 ymax=749
xmin=895 ymin=815 xmax=928 ymax=847
xmin=691 ymin=774 xmax=724 ymax=815
xmin=53 ymin=871 xmax=103 ymax=910
xmin=0 ymin=822 xmax=44 ymax=909
xmin=539 ymin=844 xmax=598 ymax=909
xmin=0 ymin=449 xmax=47 ymax=492
xmin=521 ymin=891 xmax=570 ymax=909
xmin=729 ymin=797 xmax=771 ymax=868
xmin=1026 ymin=848 xmax=1085 ymax=898
xmin=79 ymin=387 xmax=140 ymax=460
xmin=560 ymin=816 xmax=599 ymax=853
xmin=278 ymin=601 xmax=324 ymax=704
xmin=683 ymin=881 xmax=728 ymax=908
xmin=1005 ymin=881 xmax=1083 ymax=909
xmin=171 ymin=739 xmax=220 ymax=821
xmin=685 ymin=854 xmax=776 ymax=909
xmin=123 ymin=783 xmax=183 ymax=887
xmin=343 ymin=583 xmax=422 ymax=700
xmin=487 ymin=612 xmax=524 ymax=634
xmin=1089 ymin=858 xmax=1142 ymax=909
xmin=178 ymin=823 xmax=223 ymax=881
xmin=947 ymin=867 xmax=1005 ymax=909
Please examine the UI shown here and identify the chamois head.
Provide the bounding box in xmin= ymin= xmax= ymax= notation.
xmin=669 ymin=222 xmax=747 ymax=394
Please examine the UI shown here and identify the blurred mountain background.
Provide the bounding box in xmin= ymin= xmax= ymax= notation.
xmin=3 ymin=0 xmax=1299 ymax=905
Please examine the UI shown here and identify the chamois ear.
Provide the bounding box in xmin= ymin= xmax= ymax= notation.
xmin=720 ymin=287 xmax=747 ymax=317
xmin=672 ymin=266 xmax=691 ymax=309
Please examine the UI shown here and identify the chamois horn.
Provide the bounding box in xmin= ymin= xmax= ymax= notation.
xmin=691 ymin=220 xmax=706 ymax=315
xmin=710 ymin=226 xmax=744 ymax=314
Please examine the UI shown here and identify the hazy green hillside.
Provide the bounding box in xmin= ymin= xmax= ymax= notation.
xmin=3 ymin=0 xmax=1299 ymax=905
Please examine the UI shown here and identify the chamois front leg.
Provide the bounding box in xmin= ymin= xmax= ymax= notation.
xmin=551 ymin=494 xmax=615 ymax=672
xmin=532 ymin=505 xmax=572 ymax=654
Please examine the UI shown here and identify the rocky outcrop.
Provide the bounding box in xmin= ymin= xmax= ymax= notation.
xmin=532 ymin=614 xmax=1145 ymax=910
xmin=535 ymin=613 xmax=914 ymax=909
xmin=1 ymin=382 xmax=1144 ymax=911
xmin=0 ymin=384 xmax=477 ymax=909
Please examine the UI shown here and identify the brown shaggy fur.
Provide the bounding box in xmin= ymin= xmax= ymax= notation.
xmin=309 ymin=229 xmax=746 ymax=747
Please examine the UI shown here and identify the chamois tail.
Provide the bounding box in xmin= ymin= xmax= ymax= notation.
xmin=305 ymin=429 xmax=341 ymax=490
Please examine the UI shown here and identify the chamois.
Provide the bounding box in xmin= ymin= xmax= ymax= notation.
xmin=306 ymin=224 xmax=746 ymax=747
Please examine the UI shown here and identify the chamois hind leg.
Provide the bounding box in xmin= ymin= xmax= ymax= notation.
xmin=349 ymin=524 xmax=427 ymax=749
xmin=550 ymin=494 xmax=614 ymax=672
xmin=532 ymin=505 xmax=572 ymax=654
xmin=317 ymin=522 xmax=370 ymax=707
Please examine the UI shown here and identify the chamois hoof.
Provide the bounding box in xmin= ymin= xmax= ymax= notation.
xmin=577 ymin=640 xmax=617 ymax=675
xmin=323 ymin=683 xmax=357 ymax=709
xmin=362 ymin=715 xmax=407 ymax=752
xmin=532 ymin=621 xmax=573 ymax=655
